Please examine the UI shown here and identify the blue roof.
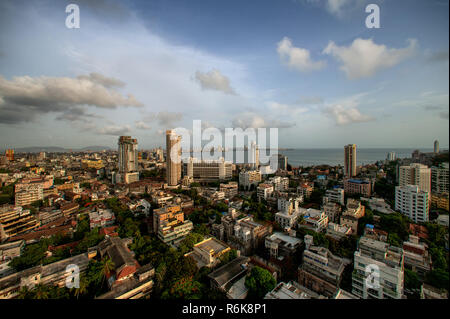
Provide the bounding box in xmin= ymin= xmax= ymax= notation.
xmin=348 ymin=179 xmax=369 ymax=184
xmin=317 ymin=175 xmax=326 ymax=179
xmin=366 ymin=224 xmax=374 ymax=229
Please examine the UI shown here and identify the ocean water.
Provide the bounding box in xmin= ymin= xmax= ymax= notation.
xmin=277 ymin=148 xmax=434 ymax=167
xmin=185 ymin=148 xmax=434 ymax=167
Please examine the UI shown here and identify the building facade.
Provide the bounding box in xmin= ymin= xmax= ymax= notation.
xmin=395 ymin=185 xmax=429 ymax=223
xmin=344 ymin=144 xmax=357 ymax=177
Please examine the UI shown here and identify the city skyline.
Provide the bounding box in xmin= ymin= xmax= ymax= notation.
xmin=0 ymin=0 xmax=448 ymax=149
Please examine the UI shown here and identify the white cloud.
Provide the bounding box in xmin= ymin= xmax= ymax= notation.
xmin=135 ymin=121 xmax=151 ymax=130
xmin=97 ymin=124 xmax=131 ymax=135
xmin=323 ymin=38 xmax=418 ymax=79
xmin=277 ymin=37 xmax=326 ymax=72
xmin=266 ymin=101 xmax=308 ymax=116
xmin=231 ymin=111 xmax=295 ymax=129
xmin=195 ymin=69 xmax=236 ymax=94
xmin=324 ymin=104 xmax=374 ymax=125
xmin=323 ymin=92 xmax=375 ymax=125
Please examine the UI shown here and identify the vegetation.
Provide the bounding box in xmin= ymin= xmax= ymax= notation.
xmin=245 ymin=266 xmax=276 ymax=299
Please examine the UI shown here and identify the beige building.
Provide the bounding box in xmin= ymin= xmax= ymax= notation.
xmin=0 ymin=206 xmax=38 ymax=242
xmin=183 ymin=157 xmax=232 ymax=182
xmin=118 ymin=136 xmax=139 ymax=184
xmin=344 ymin=144 xmax=357 ymax=177
xmin=166 ymin=130 xmax=182 ymax=186
xmin=399 ymin=163 xmax=431 ymax=193
xmin=185 ymin=237 xmax=231 ymax=268
xmin=14 ymin=182 xmax=44 ymax=207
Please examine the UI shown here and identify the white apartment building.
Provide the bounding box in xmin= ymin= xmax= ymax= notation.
xmin=275 ymin=207 xmax=306 ymax=230
xmin=399 ymin=163 xmax=431 ymax=192
xmin=352 ymin=236 xmax=404 ymax=299
xmin=277 ymin=196 xmax=303 ymax=215
xmin=238 ymin=170 xmax=261 ymax=190
xmin=257 ymin=183 xmax=274 ymax=201
xmin=183 ymin=157 xmax=232 ymax=182
xmin=323 ymin=188 xmax=345 ymax=206
xmin=395 ymin=185 xmax=429 ymax=223
xmin=431 ymin=162 xmax=449 ymax=194
xmin=301 ymin=208 xmax=329 ymax=232
xmin=268 ymin=176 xmax=289 ymax=192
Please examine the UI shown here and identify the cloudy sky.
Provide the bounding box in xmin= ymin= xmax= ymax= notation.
xmin=0 ymin=0 xmax=448 ymax=149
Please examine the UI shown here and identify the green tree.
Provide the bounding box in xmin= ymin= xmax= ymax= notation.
xmin=245 ymin=266 xmax=276 ymax=299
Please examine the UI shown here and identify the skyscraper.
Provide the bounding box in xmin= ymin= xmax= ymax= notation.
xmin=118 ymin=136 xmax=139 ymax=184
xmin=344 ymin=144 xmax=357 ymax=177
xmin=250 ymin=141 xmax=259 ymax=169
xmin=434 ymin=140 xmax=439 ymax=154
xmin=166 ymin=130 xmax=182 ymax=186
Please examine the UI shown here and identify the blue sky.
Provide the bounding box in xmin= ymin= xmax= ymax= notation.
xmin=0 ymin=0 xmax=448 ymax=149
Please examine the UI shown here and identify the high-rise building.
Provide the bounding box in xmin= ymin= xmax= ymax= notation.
xmin=399 ymin=163 xmax=431 ymax=193
xmin=344 ymin=144 xmax=357 ymax=177
xmin=166 ymin=130 xmax=182 ymax=186
xmin=278 ymin=154 xmax=288 ymax=171
xmin=118 ymin=136 xmax=139 ymax=184
xmin=434 ymin=140 xmax=439 ymax=154
xmin=431 ymin=163 xmax=449 ymax=194
xmin=250 ymin=141 xmax=259 ymax=169
xmin=395 ymin=185 xmax=430 ymax=223
xmin=386 ymin=152 xmax=396 ymax=162
xmin=5 ymin=149 xmax=14 ymax=162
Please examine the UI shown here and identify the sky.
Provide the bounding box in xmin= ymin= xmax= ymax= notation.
xmin=0 ymin=0 xmax=448 ymax=150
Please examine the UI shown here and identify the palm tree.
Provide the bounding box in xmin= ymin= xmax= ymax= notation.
xmin=34 ymin=284 xmax=49 ymax=299
xmin=73 ymin=276 xmax=88 ymax=299
xmin=17 ymin=286 xmax=30 ymax=299
xmin=101 ymin=256 xmax=115 ymax=286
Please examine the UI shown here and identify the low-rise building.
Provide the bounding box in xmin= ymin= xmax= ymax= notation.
xmin=402 ymin=235 xmax=432 ymax=278
xmin=239 ymin=170 xmax=261 ymax=190
xmin=326 ymin=222 xmax=352 ymax=240
xmin=257 ymin=183 xmax=274 ymax=201
xmin=208 ymin=256 xmax=250 ymax=294
xmin=0 ymin=206 xmax=38 ymax=242
xmin=89 ymin=209 xmax=116 ymax=230
xmin=323 ymin=202 xmax=342 ymax=223
xmin=185 ymin=237 xmax=231 ymax=268
xmin=344 ymin=179 xmax=372 ymax=197
xmin=340 ymin=199 xmax=365 ymax=233
xmin=323 ymin=188 xmax=344 ymax=206
xmin=265 ymin=232 xmax=302 ymax=259
xmin=219 ymin=182 xmax=238 ymax=199
xmin=298 ymin=246 xmax=346 ymax=298
xmin=300 ymin=208 xmax=329 ymax=232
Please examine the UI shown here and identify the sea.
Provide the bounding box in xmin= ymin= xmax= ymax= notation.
xmin=184 ymin=148 xmax=436 ymax=167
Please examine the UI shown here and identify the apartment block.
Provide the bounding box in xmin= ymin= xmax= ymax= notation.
xmin=14 ymin=182 xmax=44 ymax=207
xmin=431 ymin=162 xmax=449 ymax=194
xmin=323 ymin=188 xmax=344 ymax=206
xmin=395 ymin=185 xmax=429 ymax=223
xmin=298 ymin=246 xmax=346 ymax=298
xmin=399 ymin=163 xmax=431 ymax=192
xmin=0 ymin=206 xmax=38 ymax=242
xmin=238 ymin=170 xmax=261 ymax=190
xmin=352 ymin=236 xmax=404 ymax=299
